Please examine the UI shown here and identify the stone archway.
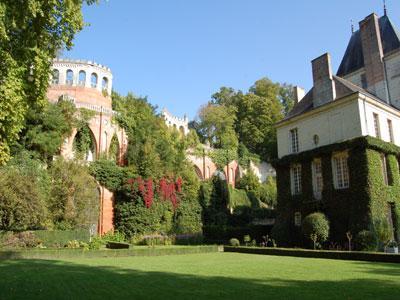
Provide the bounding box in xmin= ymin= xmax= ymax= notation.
xmin=72 ymin=125 xmax=97 ymax=161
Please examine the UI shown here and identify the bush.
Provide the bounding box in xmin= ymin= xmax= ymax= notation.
xmin=34 ymin=230 xmax=90 ymax=247
xmin=229 ymin=238 xmax=240 ymax=246
xmin=174 ymin=233 xmax=203 ymax=245
xmin=302 ymin=212 xmax=329 ymax=249
xmin=243 ymin=234 xmax=251 ymax=245
xmin=0 ymin=231 xmax=41 ymax=248
xmin=355 ymin=230 xmax=378 ymax=251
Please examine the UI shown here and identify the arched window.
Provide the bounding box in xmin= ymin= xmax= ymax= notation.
xmin=102 ymin=77 xmax=108 ymax=90
xmin=52 ymin=69 xmax=59 ymax=84
xmin=78 ymin=70 xmax=86 ymax=86
xmin=66 ymin=69 xmax=74 ymax=85
xmin=91 ymin=73 xmax=98 ymax=88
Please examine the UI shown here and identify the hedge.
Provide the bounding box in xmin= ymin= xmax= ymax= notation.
xmin=224 ymin=246 xmax=400 ymax=263
xmin=0 ymin=245 xmax=220 ymax=260
xmin=0 ymin=230 xmax=90 ymax=248
xmin=34 ymin=230 xmax=90 ymax=247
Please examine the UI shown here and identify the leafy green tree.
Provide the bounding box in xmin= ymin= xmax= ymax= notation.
xmin=48 ymin=158 xmax=99 ymax=230
xmin=197 ymin=104 xmax=238 ymax=150
xmin=302 ymin=212 xmax=330 ymax=249
xmin=0 ymin=0 xmax=96 ymax=164
xmin=17 ymin=100 xmax=76 ymax=162
xmin=279 ymin=83 xmax=295 ymax=116
xmin=0 ymin=152 xmax=50 ymax=231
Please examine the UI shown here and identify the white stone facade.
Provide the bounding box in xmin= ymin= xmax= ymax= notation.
xmin=277 ymin=93 xmax=400 ymax=159
xmin=51 ymin=58 xmax=113 ymax=96
xmin=162 ymin=108 xmax=189 ymax=135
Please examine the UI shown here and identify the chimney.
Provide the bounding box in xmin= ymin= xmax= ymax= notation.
xmin=312 ymin=53 xmax=336 ymax=107
xmin=359 ymin=13 xmax=388 ymax=102
xmin=293 ymin=86 xmax=305 ymax=104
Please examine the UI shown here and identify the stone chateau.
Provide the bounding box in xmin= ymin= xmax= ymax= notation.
xmin=275 ymin=12 xmax=400 ymax=245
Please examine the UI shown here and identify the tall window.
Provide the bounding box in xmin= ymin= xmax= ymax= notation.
xmin=381 ymin=154 xmax=392 ymax=185
xmin=91 ymin=73 xmax=98 ymax=88
xmin=294 ymin=212 xmax=302 ymax=227
xmin=332 ymin=152 xmax=349 ymax=189
xmin=312 ymin=158 xmax=323 ymax=200
xmin=78 ymin=70 xmax=86 ymax=86
xmin=290 ymin=128 xmax=299 ymax=153
xmin=102 ymin=77 xmax=109 ymax=91
xmin=290 ymin=164 xmax=302 ymax=195
xmin=52 ymin=69 xmax=59 ymax=84
xmin=66 ymin=69 xmax=74 ymax=85
xmin=373 ymin=113 xmax=381 ymax=139
xmin=387 ymin=119 xmax=394 ymax=143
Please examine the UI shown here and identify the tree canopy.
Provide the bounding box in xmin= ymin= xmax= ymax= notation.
xmin=0 ymin=0 xmax=96 ymax=164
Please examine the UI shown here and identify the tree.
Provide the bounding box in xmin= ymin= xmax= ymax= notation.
xmin=302 ymin=212 xmax=330 ymax=249
xmin=197 ymin=104 xmax=238 ymax=150
xmin=48 ymin=158 xmax=99 ymax=230
xmin=17 ymin=100 xmax=77 ymax=162
xmin=0 ymin=0 xmax=96 ymax=164
xmin=0 ymin=153 xmax=50 ymax=231
xmin=279 ymin=83 xmax=295 ymax=116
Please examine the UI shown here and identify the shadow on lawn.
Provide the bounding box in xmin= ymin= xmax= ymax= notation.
xmin=0 ymin=259 xmax=399 ymax=300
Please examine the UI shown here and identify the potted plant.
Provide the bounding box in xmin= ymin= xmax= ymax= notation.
xmin=386 ymin=240 xmax=398 ymax=254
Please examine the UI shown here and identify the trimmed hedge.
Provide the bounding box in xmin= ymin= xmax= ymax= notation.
xmin=0 ymin=245 xmax=220 ymax=260
xmin=0 ymin=230 xmax=90 ymax=248
xmin=224 ymin=246 xmax=400 ymax=263
xmin=34 ymin=230 xmax=90 ymax=247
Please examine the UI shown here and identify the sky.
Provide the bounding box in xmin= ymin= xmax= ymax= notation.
xmin=65 ymin=0 xmax=400 ymax=119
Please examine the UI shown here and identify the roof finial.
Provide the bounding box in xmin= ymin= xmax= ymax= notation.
xmin=351 ymin=19 xmax=354 ymax=34
xmin=384 ymin=0 xmax=387 ymax=16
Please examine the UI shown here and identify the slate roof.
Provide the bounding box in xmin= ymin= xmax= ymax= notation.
xmin=282 ymin=76 xmax=386 ymax=122
xmin=337 ymin=15 xmax=400 ymax=77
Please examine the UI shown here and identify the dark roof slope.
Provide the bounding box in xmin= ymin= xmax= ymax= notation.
xmin=282 ymin=76 xmax=383 ymax=122
xmin=337 ymin=15 xmax=400 ymax=77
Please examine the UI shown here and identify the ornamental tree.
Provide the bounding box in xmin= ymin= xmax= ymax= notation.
xmin=302 ymin=212 xmax=330 ymax=249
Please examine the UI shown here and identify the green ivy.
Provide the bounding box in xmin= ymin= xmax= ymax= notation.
xmin=274 ymin=136 xmax=400 ymax=247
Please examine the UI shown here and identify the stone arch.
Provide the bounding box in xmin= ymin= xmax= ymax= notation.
xmin=194 ymin=165 xmax=204 ymax=180
xmin=102 ymin=77 xmax=109 ymax=91
xmin=91 ymin=72 xmax=98 ymax=88
xmin=72 ymin=125 xmax=97 ymax=161
xmin=108 ymin=133 xmax=120 ymax=162
xmin=78 ymin=70 xmax=86 ymax=86
xmin=66 ymin=69 xmax=74 ymax=85
xmin=179 ymin=126 xmax=185 ymax=136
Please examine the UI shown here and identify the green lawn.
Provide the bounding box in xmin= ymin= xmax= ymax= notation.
xmin=0 ymin=252 xmax=399 ymax=299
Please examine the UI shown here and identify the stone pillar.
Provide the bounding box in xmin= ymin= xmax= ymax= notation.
xmin=359 ymin=13 xmax=388 ymax=102
xmin=99 ymin=186 xmax=114 ymax=235
xmin=312 ymin=53 xmax=336 ymax=107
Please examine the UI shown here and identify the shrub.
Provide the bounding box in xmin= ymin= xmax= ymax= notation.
xmin=355 ymin=230 xmax=378 ymax=251
xmin=302 ymin=212 xmax=329 ymax=249
xmin=65 ymin=240 xmax=81 ymax=249
xmin=243 ymin=234 xmax=251 ymax=245
xmin=34 ymin=230 xmax=90 ymax=247
xmin=174 ymin=233 xmax=203 ymax=245
xmin=229 ymin=238 xmax=240 ymax=246
xmin=0 ymin=231 xmax=41 ymax=248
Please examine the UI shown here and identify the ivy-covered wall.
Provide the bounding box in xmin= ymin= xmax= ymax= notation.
xmin=274 ymin=136 xmax=400 ymax=246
